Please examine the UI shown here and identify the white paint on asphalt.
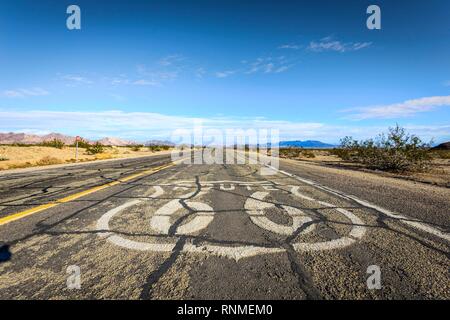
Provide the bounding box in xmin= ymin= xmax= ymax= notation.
xmin=97 ymin=199 xmax=141 ymax=237
xmin=150 ymin=191 xmax=214 ymax=235
xmin=96 ymin=178 xmax=369 ymax=260
xmin=245 ymin=191 xmax=315 ymax=236
xmin=266 ymin=165 xmax=450 ymax=243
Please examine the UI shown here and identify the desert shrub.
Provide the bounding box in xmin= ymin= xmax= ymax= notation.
xmin=9 ymin=143 xmax=35 ymax=147
xmin=36 ymin=156 xmax=61 ymax=166
xmin=336 ymin=125 xmax=432 ymax=172
xmin=86 ymin=142 xmax=104 ymax=155
xmin=148 ymin=145 xmax=171 ymax=152
xmin=301 ymin=149 xmax=316 ymax=158
xmin=41 ymin=138 xmax=65 ymax=149
xmin=279 ymin=147 xmax=316 ymax=159
xmin=73 ymin=138 xmax=90 ymax=148
xmin=430 ymin=150 xmax=450 ymax=160
xmin=130 ymin=144 xmax=143 ymax=152
xmin=279 ymin=148 xmax=300 ymax=158
xmin=0 ymin=157 xmax=8 ymax=161
xmin=148 ymin=145 xmax=161 ymax=152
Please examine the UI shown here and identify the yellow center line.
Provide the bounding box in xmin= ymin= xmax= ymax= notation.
xmin=0 ymin=163 xmax=176 ymax=226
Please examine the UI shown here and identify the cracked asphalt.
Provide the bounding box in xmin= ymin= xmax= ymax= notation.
xmin=0 ymin=151 xmax=449 ymax=299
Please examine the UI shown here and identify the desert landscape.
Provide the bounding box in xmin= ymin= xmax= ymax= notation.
xmin=0 ymin=132 xmax=172 ymax=171
xmin=278 ymin=146 xmax=450 ymax=187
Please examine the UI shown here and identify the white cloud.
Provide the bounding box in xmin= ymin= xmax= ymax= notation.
xmin=158 ymin=54 xmax=184 ymax=67
xmin=62 ymin=75 xmax=93 ymax=84
xmin=244 ymin=56 xmax=294 ymax=74
xmin=278 ymin=44 xmax=301 ymax=50
xmin=1 ymin=88 xmax=49 ymax=98
xmin=195 ymin=67 xmax=206 ymax=79
xmin=0 ymin=109 xmax=448 ymax=143
xmin=343 ymin=95 xmax=450 ymax=120
xmin=308 ymin=36 xmax=372 ymax=53
xmin=110 ymin=77 xmax=130 ymax=85
xmin=137 ymin=63 xmax=179 ymax=85
xmin=444 ymin=81 xmax=450 ymax=87
xmin=215 ymin=70 xmax=236 ymax=78
xmin=133 ymin=79 xmax=159 ymax=86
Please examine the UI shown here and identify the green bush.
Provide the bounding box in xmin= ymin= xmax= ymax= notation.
xmin=301 ymin=149 xmax=316 ymax=158
xmin=335 ymin=125 xmax=432 ymax=172
xmin=73 ymin=138 xmax=90 ymax=148
xmin=86 ymin=142 xmax=104 ymax=155
xmin=41 ymin=138 xmax=65 ymax=149
xmin=148 ymin=145 xmax=171 ymax=152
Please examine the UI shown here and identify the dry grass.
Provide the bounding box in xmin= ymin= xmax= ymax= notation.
xmin=0 ymin=145 xmax=172 ymax=171
xmin=36 ymin=156 xmax=62 ymax=166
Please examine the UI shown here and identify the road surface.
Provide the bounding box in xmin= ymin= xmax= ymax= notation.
xmin=0 ymin=151 xmax=449 ymax=299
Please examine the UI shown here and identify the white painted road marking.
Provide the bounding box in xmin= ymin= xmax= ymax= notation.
xmin=266 ymin=165 xmax=450 ymax=243
xmin=96 ymin=179 xmax=369 ymax=260
xmin=245 ymin=191 xmax=315 ymax=236
xmin=150 ymin=191 xmax=215 ymax=235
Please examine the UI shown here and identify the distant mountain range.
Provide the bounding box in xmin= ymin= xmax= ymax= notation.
xmin=97 ymin=137 xmax=136 ymax=146
xmin=0 ymin=132 xmax=336 ymax=149
xmin=278 ymin=140 xmax=336 ymax=148
xmin=432 ymin=142 xmax=450 ymax=150
xmin=0 ymin=132 xmax=136 ymax=147
xmin=145 ymin=140 xmax=175 ymax=147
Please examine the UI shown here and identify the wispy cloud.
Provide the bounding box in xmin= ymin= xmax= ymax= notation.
xmin=215 ymin=70 xmax=236 ymax=78
xmin=244 ymin=56 xmax=294 ymax=74
xmin=109 ymin=76 xmax=131 ymax=85
xmin=278 ymin=43 xmax=301 ymax=50
xmin=342 ymin=95 xmax=450 ymax=120
xmin=158 ymin=54 xmax=185 ymax=67
xmin=137 ymin=62 xmax=180 ymax=85
xmin=215 ymin=56 xmax=294 ymax=78
xmin=1 ymin=88 xmax=49 ymax=98
xmin=308 ymin=36 xmax=371 ymax=53
xmin=195 ymin=67 xmax=206 ymax=79
xmin=61 ymin=74 xmax=93 ymax=85
xmin=132 ymin=79 xmax=159 ymax=86
xmin=444 ymin=80 xmax=450 ymax=87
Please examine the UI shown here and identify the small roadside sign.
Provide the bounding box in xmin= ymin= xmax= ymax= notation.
xmin=75 ymin=136 xmax=81 ymax=162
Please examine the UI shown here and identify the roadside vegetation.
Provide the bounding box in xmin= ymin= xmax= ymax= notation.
xmin=72 ymin=138 xmax=90 ymax=148
xmin=279 ymin=148 xmax=316 ymax=159
xmin=148 ymin=145 xmax=171 ymax=152
xmin=330 ymin=125 xmax=432 ymax=173
xmin=0 ymin=142 xmax=174 ymax=171
xmin=85 ymin=142 xmax=105 ymax=155
xmin=41 ymin=138 xmax=65 ymax=149
xmin=268 ymin=125 xmax=448 ymax=186
xmin=130 ymin=144 xmax=143 ymax=152
xmin=36 ymin=156 xmax=62 ymax=166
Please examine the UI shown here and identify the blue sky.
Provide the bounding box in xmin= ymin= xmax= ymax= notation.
xmin=0 ymin=0 xmax=449 ymax=143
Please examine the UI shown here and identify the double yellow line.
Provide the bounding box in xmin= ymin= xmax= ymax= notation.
xmin=0 ymin=163 xmax=175 ymax=226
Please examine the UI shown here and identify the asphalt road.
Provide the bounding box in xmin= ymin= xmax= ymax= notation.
xmin=0 ymin=151 xmax=448 ymax=299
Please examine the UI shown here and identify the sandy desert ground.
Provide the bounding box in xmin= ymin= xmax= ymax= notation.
xmin=0 ymin=146 xmax=170 ymax=171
